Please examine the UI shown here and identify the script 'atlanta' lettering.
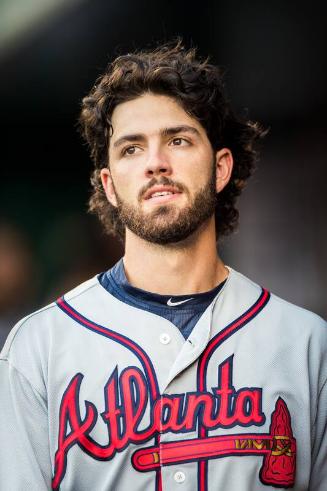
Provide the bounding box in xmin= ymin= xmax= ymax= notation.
xmin=52 ymin=356 xmax=265 ymax=489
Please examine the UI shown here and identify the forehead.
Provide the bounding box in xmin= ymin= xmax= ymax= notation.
xmin=110 ymin=92 xmax=206 ymax=138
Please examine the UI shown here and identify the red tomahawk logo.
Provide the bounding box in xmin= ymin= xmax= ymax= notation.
xmin=132 ymin=398 xmax=296 ymax=488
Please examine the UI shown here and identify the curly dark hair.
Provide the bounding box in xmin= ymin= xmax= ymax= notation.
xmin=79 ymin=40 xmax=266 ymax=240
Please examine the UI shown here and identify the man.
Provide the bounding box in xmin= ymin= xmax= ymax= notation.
xmin=0 ymin=42 xmax=326 ymax=490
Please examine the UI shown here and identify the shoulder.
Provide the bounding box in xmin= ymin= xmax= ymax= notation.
xmin=0 ymin=274 xmax=121 ymax=395
xmin=226 ymin=269 xmax=327 ymax=383
xmin=269 ymin=290 xmax=326 ymax=329
xmin=0 ymin=275 xmax=102 ymax=363
xmin=228 ymin=267 xmax=327 ymax=331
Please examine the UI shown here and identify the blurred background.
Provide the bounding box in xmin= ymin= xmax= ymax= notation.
xmin=1 ymin=0 xmax=326 ymax=347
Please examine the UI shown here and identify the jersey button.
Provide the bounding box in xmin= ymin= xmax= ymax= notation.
xmin=174 ymin=471 xmax=186 ymax=483
xmin=160 ymin=333 xmax=171 ymax=345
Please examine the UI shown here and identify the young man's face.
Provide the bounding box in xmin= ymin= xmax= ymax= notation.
xmin=101 ymin=93 xmax=232 ymax=244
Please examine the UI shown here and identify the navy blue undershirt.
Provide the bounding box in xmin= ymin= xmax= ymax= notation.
xmin=98 ymin=259 xmax=226 ymax=340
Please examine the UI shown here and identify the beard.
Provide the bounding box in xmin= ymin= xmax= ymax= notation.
xmin=114 ymin=167 xmax=217 ymax=245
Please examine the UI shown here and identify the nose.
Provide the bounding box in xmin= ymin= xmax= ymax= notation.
xmin=145 ymin=149 xmax=172 ymax=178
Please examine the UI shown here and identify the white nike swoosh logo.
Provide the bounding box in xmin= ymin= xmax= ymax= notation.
xmin=167 ymin=297 xmax=194 ymax=307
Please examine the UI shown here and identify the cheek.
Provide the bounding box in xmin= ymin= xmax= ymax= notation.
xmin=184 ymin=156 xmax=213 ymax=187
xmin=111 ymin=172 xmax=139 ymax=202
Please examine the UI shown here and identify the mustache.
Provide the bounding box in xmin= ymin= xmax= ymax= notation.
xmin=138 ymin=176 xmax=187 ymax=201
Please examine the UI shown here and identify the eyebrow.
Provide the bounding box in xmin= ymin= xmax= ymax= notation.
xmin=112 ymin=125 xmax=201 ymax=149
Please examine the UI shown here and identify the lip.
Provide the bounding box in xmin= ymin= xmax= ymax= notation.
xmin=145 ymin=193 xmax=182 ymax=204
xmin=143 ymin=185 xmax=182 ymax=201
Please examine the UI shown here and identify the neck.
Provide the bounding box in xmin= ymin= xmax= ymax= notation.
xmin=122 ymin=217 xmax=228 ymax=295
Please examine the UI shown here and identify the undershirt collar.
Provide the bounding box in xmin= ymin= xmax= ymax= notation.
xmin=98 ymin=258 xmax=226 ymax=339
xmin=101 ymin=258 xmax=225 ymax=311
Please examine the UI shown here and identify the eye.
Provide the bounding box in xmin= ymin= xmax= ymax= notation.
xmin=122 ymin=145 xmax=140 ymax=156
xmin=170 ymin=137 xmax=189 ymax=147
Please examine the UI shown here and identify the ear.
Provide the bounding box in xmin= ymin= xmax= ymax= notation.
xmin=100 ymin=168 xmax=118 ymax=207
xmin=215 ymin=148 xmax=234 ymax=193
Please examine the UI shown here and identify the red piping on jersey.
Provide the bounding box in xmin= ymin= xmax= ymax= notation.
xmin=197 ymin=287 xmax=270 ymax=491
xmin=56 ymin=296 xmax=162 ymax=491
xmin=57 ymin=297 xmax=159 ymax=401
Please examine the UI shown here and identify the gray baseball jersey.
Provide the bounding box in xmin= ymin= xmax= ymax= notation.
xmin=0 ymin=267 xmax=326 ymax=490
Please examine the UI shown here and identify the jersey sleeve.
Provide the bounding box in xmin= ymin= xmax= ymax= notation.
xmin=0 ymin=358 xmax=52 ymax=489
xmin=309 ymin=376 xmax=327 ymax=490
